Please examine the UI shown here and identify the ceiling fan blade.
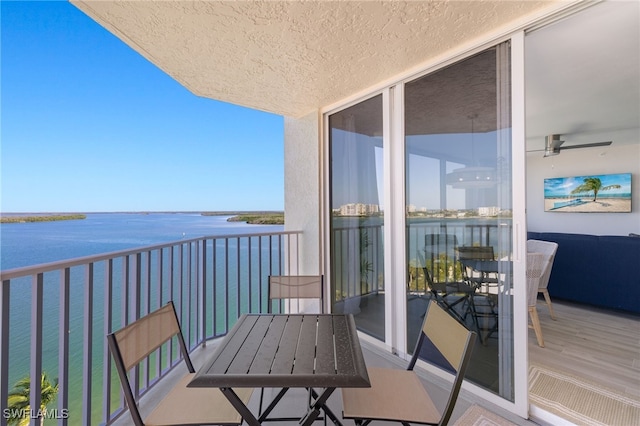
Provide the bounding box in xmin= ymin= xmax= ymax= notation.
xmin=558 ymin=141 xmax=613 ymax=150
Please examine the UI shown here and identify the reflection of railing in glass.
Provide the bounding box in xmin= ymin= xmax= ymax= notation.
xmin=359 ymin=229 xmax=374 ymax=295
xmin=332 ymin=223 xmax=384 ymax=301
xmin=332 ymin=221 xmax=512 ymax=301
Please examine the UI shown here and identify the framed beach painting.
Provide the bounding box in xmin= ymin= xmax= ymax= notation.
xmin=544 ymin=173 xmax=632 ymax=213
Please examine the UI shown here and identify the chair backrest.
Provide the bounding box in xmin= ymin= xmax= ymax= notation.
xmin=457 ymin=246 xmax=495 ymax=260
xmin=268 ymin=275 xmax=324 ymax=313
xmin=456 ymin=246 xmax=495 ymax=283
xmin=408 ymin=300 xmax=477 ymax=426
xmin=424 ymin=233 xmax=459 ymax=284
xmin=527 ymin=240 xmax=558 ymax=290
xmin=526 ymin=253 xmax=547 ymax=306
xmin=107 ymin=302 xmax=192 ymax=426
xmin=416 ymin=250 xmax=436 ymax=289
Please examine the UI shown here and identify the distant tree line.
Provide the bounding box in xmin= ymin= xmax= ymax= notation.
xmin=1 ymin=214 xmax=86 ymax=224
xmin=226 ymin=213 xmax=284 ymax=225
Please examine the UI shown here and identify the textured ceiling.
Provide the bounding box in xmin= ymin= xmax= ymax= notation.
xmin=525 ymin=0 xmax=639 ymax=151
xmin=71 ymin=0 xmax=557 ymax=118
xmin=330 ymin=48 xmax=499 ymax=137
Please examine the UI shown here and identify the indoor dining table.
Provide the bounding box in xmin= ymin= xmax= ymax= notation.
xmin=188 ymin=313 xmax=370 ymax=426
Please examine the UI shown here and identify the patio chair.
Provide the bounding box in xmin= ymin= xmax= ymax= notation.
xmin=259 ymin=275 xmax=327 ymax=423
xmin=107 ymin=301 xmax=252 ymax=426
xmin=267 ymin=275 xmax=324 ymax=314
xmin=527 ymin=239 xmax=559 ymax=319
xmin=416 ymin=251 xmax=477 ymax=329
xmin=527 ymin=252 xmax=548 ymax=347
xmin=424 ymin=233 xmax=459 ymax=284
xmin=456 ymin=245 xmax=498 ymax=291
xmin=342 ymin=299 xmax=477 ymax=426
xmin=456 ymin=246 xmax=499 ymax=344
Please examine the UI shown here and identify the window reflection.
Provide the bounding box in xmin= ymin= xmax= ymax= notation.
xmin=329 ymin=94 xmax=385 ymax=341
xmin=404 ymin=45 xmax=513 ymax=400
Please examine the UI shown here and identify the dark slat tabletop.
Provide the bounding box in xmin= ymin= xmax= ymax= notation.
xmin=189 ymin=314 xmax=370 ymax=389
xmin=462 ymin=260 xmax=512 ymax=274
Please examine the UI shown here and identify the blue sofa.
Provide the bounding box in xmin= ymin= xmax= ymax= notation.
xmin=527 ymin=232 xmax=640 ymax=315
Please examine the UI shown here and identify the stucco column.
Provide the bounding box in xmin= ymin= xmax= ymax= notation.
xmin=284 ymin=111 xmax=322 ymax=276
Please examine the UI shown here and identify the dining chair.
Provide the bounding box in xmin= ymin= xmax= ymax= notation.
xmin=342 ymin=299 xmax=477 ymax=426
xmin=526 ymin=239 xmax=559 ymax=319
xmin=527 ymin=252 xmax=548 ymax=347
xmin=107 ymin=301 xmax=253 ymax=426
xmin=456 ymin=246 xmax=499 ymax=344
xmin=259 ymin=275 xmax=325 ymax=422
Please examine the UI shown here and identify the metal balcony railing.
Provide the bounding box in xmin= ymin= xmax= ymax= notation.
xmin=0 ymin=230 xmax=301 ymax=426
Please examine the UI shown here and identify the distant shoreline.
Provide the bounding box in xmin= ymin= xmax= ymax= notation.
xmin=0 ymin=214 xmax=87 ymax=224
xmin=0 ymin=211 xmax=286 ymax=225
xmin=1 ymin=210 xmax=283 ymax=215
xmin=224 ymin=213 xmax=284 ymax=225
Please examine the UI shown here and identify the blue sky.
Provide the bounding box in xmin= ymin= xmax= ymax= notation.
xmin=1 ymin=1 xmax=285 ymax=213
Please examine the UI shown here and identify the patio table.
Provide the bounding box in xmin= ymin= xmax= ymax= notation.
xmin=188 ymin=313 xmax=370 ymax=426
xmin=460 ymin=259 xmax=512 ymax=277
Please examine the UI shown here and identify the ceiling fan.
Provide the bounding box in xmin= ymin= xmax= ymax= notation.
xmin=536 ymin=134 xmax=613 ymax=157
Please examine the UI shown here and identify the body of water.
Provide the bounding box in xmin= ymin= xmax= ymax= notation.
xmin=1 ymin=212 xmax=284 ymax=424
xmin=1 ymin=212 xmax=284 ymax=270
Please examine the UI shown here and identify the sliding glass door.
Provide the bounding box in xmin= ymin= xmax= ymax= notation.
xmin=329 ymin=94 xmax=385 ymax=340
xmin=327 ymin=42 xmax=515 ymax=402
xmin=404 ymin=42 xmax=514 ymax=400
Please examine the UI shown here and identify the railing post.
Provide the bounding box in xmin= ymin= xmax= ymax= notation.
xmin=168 ymin=246 xmax=175 ymax=362
xmin=212 ymin=238 xmax=217 ymax=337
xmin=132 ymin=253 xmax=142 ymax=394
xmin=102 ymin=260 xmax=113 ymax=425
xmin=0 ymin=280 xmax=9 ymax=426
xmin=30 ymin=273 xmax=43 ymax=426
xmin=200 ymin=239 xmax=207 ymax=347
xmin=59 ymin=268 xmax=70 ymax=426
xmin=82 ymin=263 xmax=94 ymax=425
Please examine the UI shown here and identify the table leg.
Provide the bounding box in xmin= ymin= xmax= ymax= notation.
xmin=258 ymin=387 xmax=290 ymax=422
xmin=299 ymin=387 xmax=336 ymax=426
xmin=309 ymin=388 xmax=343 ymax=425
xmin=220 ymin=387 xmax=260 ymax=426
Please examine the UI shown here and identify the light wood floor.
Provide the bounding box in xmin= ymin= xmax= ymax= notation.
xmin=529 ymin=299 xmax=640 ymax=398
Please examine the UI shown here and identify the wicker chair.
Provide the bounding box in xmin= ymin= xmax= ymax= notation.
xmin=527 ymin=240 xmax=559 ymax=319
xmin=527 ymin=253 xmax=548 ymax=347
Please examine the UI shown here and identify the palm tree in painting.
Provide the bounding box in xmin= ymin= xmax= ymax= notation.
xmin=6 ymin=373 xmax=59 ymax=426
xmin=570 ymin=177 xmax=621 ymax=202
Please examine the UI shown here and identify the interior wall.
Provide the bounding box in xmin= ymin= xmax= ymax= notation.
xmin=526 ymin=134 xmax=640 ymax=236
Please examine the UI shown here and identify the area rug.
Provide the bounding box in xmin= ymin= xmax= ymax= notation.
xmin=529 ymin=364 xmax=640 ymax=425
xmin=453 ymin=404 xmax=517 ymax=426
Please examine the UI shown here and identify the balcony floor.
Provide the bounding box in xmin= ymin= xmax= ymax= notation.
xmin=113 ymin=300 xmax=638 ymax=426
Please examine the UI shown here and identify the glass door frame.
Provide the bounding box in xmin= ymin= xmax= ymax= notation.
xmin=322 ymin=33 xmax=528 ymax=418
